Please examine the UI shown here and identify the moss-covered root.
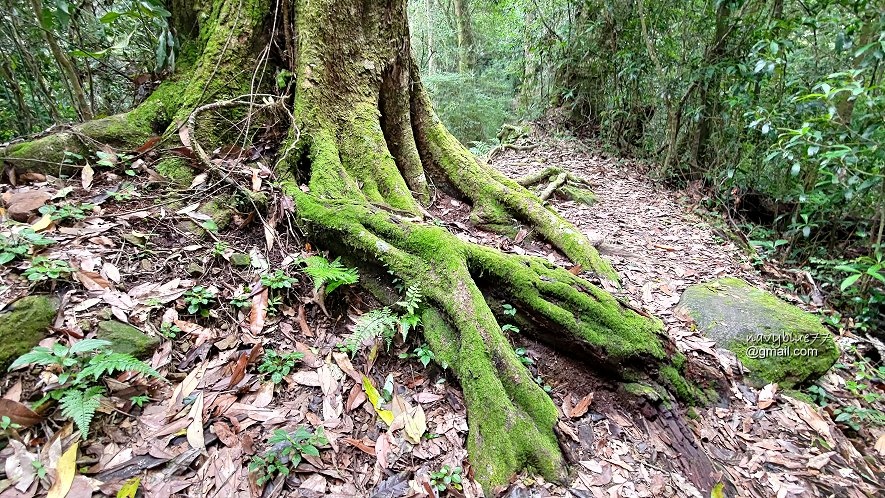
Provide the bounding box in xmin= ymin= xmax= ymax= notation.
xmin=410 ymin=85 xmax=616 ymax=281
xmin=288 ymin=192 xmax=564 ymax=490
xmin=465 ymin=244 xmax=666 ymax=373
xmin=422 ymin=310 xmax=563 ymax=487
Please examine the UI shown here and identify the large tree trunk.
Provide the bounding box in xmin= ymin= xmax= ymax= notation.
xmin=1 ymin=0 xmax=703 ymax=490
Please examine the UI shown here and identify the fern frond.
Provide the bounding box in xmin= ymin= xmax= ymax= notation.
xmin=69 ymin=339 xmax=112 ymax=354
xmin=396 ymin=285 xmax=423 ymax=315
xmin=59 ymin=386 xmax=104 ymax=437
xmin=76 ymin=352 xmax=160 ymax=383
xmin=7 ymin=347 xmax=59 ymax=371
xmin=303 ymin=256 xmax=359 ymax=294
xmin=345 ymin=308 xmax=397 ymax=356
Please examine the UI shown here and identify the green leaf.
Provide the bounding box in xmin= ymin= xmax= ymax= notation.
xmin=69 ymin=339 xmax=112 ymax=354
xmin=840 ymin=273 xmax=862 ymax=291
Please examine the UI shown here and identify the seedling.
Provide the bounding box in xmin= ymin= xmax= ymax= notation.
xmin=533 ymin=375 xmax=553 ymax=393
xmin=501 ymin=323 xmax=520 ymax=334
xmin=261 ymin=269 xmax=297 ymax=290
xmin=0 ymin=229 xmax=55 ymax=265
xmin=23 ymin=257 xmax=74 ymax=282
xmin=230 ymin=286 xmax=252 ymax=309
xmin=130 ymin=394 xmax=151 ymax=407
xmin=258 ymin=349 xmax=305 ymax=384
xmin=8 ymin=339 xmax=160 ymax=436
xmin=211 ymin=241 xmax=229 ymax=257
xmin=429 ymin=464 xmax=463 ymax=493
xmin=184 ymin=286 xmax=216 ymax=317
xmin=1 ymin=416 xmax=21 ymax=432
xmin=399 ymin=344 xmax=435 ymax=367
xmin=267 ymin=295 xmax=284 ymax=316
xmin=514 ymin=347 xmax=534 ymax=366
xmin=38 ymin=203 xmax=94 ymax=222
xmin=502 ymin=303 xmax=516 ymax=316
xmin=158 ymin=322 xmax=181 ymax=339
xmin=249 ymin=427 xmax=328 ymax=485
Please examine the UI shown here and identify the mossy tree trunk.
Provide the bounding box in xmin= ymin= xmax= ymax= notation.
xmin=1 ymin=0 xmax=698 ymax=490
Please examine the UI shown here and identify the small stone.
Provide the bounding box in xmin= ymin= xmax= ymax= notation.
xmin=187 ymin=262 xmax=205 ymax=275
xmin=96 ymin=321 xmax=160 ymax=359
xmin=229 ymin=253 xmax=251 ymax=267
xmin=5 ymin=190 xmax=51 ymax=222
xmin=0 ymin=296 xmax=58 ymax=370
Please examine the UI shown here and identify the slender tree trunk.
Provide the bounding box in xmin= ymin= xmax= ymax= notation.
xmin=0 ymin=58 xmax=33 ymax=134
xmin=453 ymin=0 xmax=475 ymax=72
xmin=29 ymin=0 xmax=92 ymax=121
xmin=424 ymin=0 xmax=435 ymax=74
xmin=1 ymin=4 xmax=62 ymax=123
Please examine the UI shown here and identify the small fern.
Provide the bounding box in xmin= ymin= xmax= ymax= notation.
xmin=343 ymin=286 xmax=425 ymax=356
xmin=303 ymin=256 xmax=359 ymax=295
xmin=77 ymin=352 xmax=160 ymax=383
xmin=59 ymin=387 xmax=104 ymax=437
xmin=344 ymin=309 xmax=398 ymax=357
xmin=9 ymin=339 xmax=161 ymax=438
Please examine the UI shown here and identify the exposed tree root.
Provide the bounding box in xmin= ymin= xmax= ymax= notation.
xmin=284 ymin=191 xmax=683 ymax=487
xmin=518 ymin=166 xmax=598 ymax=205
xmin=0 ymin=0 xmax=707 ymax=492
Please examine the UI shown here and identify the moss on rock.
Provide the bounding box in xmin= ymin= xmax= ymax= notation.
xmin=678 ymin=277 xmax=839 ymax=388
xmin=0 ymin=296 xmax=57 ymax=371
xmin=155 ymin=157 xmax=196 ymax=186
xmin=96 ymin=321 xmax=160 ymax=359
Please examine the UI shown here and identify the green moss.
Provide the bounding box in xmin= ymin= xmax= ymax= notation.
xmin=0 ymin=296 xmax=57 ymax=371
xmin=623 ymin=382 xmax=664 ymax=402
xmin=560 ymin=185 xmax=597 ymax=205
xmin=4 ymin=133 xmax=84 ymax=176
xmin=96 ymin=321 xmax=160 ymax=359
xmin=199 ymin=195 xmax=235 ymax=230
xmin=680 ymin=277 xmax=840 ymax=388
xmin=155 ymin=157 xmax=196 ymax=186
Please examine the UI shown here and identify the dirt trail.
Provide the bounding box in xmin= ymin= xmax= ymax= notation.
xmin=491 ymin=137 xmax=882 ymax=498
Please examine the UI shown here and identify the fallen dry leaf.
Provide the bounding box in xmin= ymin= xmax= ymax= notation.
xmin=186 ymin=392 xmax=205 ymax=451
xmin=569 ymin=392 xmax=594 ymax=419
xmin=875 ymin=433 xmax=885 ymax=456
xmin=249 ymin=288 xmax=268 ymax=334
xmin=0 ymin=399 xmax=42 ymax=427
xmin=46 ymin=441 xmax=78 ymax=498
xmin=403 ymin=405 xmax=427 ymax=444
xmin=81 ymin=163 xmax=94 ymax=189
xmin=757 ymin=383 xmax=778 ymax=409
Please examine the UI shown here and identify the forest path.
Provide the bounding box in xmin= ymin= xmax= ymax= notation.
xmin=490 ymin=137 xmax=881 ymax=498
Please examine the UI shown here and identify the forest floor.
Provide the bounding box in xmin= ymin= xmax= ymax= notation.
xmin=0 ymin=134 xmax=883 ymax=498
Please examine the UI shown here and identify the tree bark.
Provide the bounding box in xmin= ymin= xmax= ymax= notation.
xmin=1 ymin=0 xmax=704 ymax=490
xmin=453 ymin=0 xmax=475 ymax=72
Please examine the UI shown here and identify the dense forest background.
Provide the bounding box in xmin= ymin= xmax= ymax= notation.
xmin=1 ymin=0 xmax=883 ymax=333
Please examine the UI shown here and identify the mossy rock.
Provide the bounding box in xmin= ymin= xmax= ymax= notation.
xmin=678 ymin=277 xmax=839 ymax=388
xmin=229 ymin=253 xmax=251 ymax=267
xmin=96 ymin=321 xmax=160 ymax=359
xmin=0 ymin=296 xmax=58 ymax=371
xmin=155 ymin=157 xmax=196 ymax=186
